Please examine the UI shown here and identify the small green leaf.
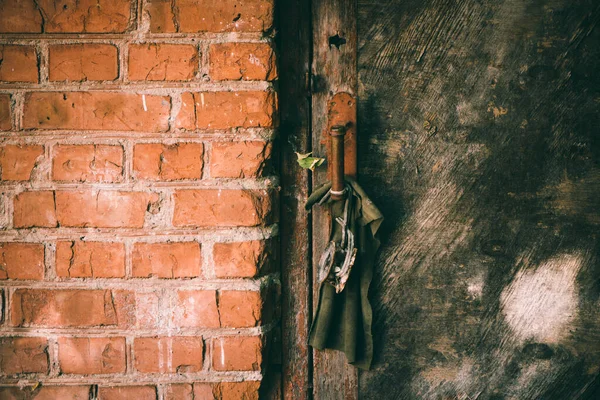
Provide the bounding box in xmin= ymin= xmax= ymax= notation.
xmin=295 ymin=152 xmax=325 ymax=171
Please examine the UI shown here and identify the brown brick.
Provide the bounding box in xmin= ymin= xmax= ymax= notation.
xmin=53 ymin=144 xmax=123 ymax=182
xmin=173 ymin=189 xmax=272 ymax=227
xmin=0 ymin=243 xmax=45 ymax=280
xmin=164 ymin=384 xmax=193 ymax=400
xmin=132 ymin=242 xmax=202 ymax=278
xmin=148 ymin=0 xmax=274 ymax=33
xmin=58 ymin=337 xmax=126 ymax=374
xmin=49 ymin=44 xmax=118 ymax=81
xmin=134 ymin=336 xmax=204 ymax=373
xmin=212 ymin=336 xmax=262 ymax=371
xmin=172 ymin=290 xmax=219 ymax=328
xmin=55 ymin=190 xmax=152 ymax=228
xmin=0 ymin=0 xmax=43 ymax=33
xmin=210 ymin=141 xmax=271 ymax=178
xmin=98 ymin=386 xmax=157 ymax=400
xmin=209 ymin=42 xmax=276 ymax=81
xmin=0 ymin=45 xmax=38 ymax=82
xmin=175 ymin=91 xmax=275 ymax=130
xmin=219 ymin=290 xmax=262 ymax=328
xmin=215 ymin=382 xmax=261 ymax=400
xmin=13 ymin=191 xmax=57 ymax=228
xmin=11 ymin=289 xmax=134 ymax=328
xmin=0 ymin=386 xmax=91 ymax=400
xmin=0 ymin=145 xmax=43 ymax=181
xmin=38 ymin=0 xmax=131 ymax=33
xmin=213 ymin=240 xmax=268 ymax=278
xmin=0 ymin=94 xmax=11 ymax=131
xmin=128 ymin=44 xmax=198 ymax=81
xmin=133 ymin=143 xmax=203 ymax=181
xmin=23 ymin=92 xmax=170 ymax=132
xmin=56 ymin=241 xmax=125 ymax=278
xmin=0 ymin=337 xmax=48 ymax=374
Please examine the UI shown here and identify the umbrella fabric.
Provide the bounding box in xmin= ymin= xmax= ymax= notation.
xmin=306 ymin=179 xmax=384 ymax=370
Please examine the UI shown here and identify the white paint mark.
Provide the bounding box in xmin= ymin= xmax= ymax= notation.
xmin=501 ymin=253 xmax=583 ymax=344
xmin=200 ymin=93 xmax=205 ymax=107
xmin=142 ymin=95 xmax=148 ymax=112
xmin=219 ymin=337 xmax=225 ymax=366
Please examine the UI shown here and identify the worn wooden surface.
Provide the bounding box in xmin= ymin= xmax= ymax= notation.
xmin=356 ymin=0 xmax=600 ymax=398
xmin=278 ymin=0 xmax=313 ymax=398
xmin=312 ymin=0 xmax=359 ymax=399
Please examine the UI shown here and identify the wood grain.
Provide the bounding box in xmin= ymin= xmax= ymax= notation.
xmin=356 ymin=0 xmax=600 ymax=398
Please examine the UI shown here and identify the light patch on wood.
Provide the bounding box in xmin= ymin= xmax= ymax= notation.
xmin=501 ymin=254 xmax=583 ymax=344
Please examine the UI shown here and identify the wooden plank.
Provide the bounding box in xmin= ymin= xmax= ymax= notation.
xmin=312 ymin=0 xmax=359 ymax=399
xmin=278 ymin=0 xmax=313 ymax=399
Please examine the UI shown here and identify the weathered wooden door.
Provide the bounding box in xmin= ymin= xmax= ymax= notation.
xmin=280 ymin=0 xmax=600 ymax=399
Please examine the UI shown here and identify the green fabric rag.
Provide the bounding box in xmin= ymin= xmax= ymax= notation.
xmin=306 ymin=179 xmax=383 ymax=370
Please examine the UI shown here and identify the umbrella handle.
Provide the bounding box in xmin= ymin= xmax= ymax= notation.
xmin=330 ymin=125 xmax=347 ymax=200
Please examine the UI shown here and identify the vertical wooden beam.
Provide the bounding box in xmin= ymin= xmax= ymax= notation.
xmin=278 ymin=0 xmax=313 ymax=399
xmin=312 ymin=0 xmax=359 ymax=399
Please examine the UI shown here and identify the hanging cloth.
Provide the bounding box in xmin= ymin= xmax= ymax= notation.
xmin=306 ymin=178 xmax=384 ymax=370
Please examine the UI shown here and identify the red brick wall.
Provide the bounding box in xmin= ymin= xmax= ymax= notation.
xmin=0 ymin=1 xmax=278 ymax=398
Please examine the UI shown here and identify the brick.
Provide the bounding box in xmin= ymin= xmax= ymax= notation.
xmin=0 ymin=94 xmax=11 ymax=131
xmin=192 ymin=384 xmax=214 ymax=399
xmin=13 ymin=191 xmax=57 ymax=228
xmin=49 ymin=44 xmax=118 ymax=81
xmin=135 ymin=292 xmax=161 ymax=329
xmin=11 ymin=289 xmax=134 ymax=328
xmin=0 ymin=46 xmax=38 ymax=83
xmin=174 ymin=92 xmax=196 ymax=130
xmin=0 ymin=243 xmax=45 ymax=280
xmin=134 ymin=336 xmax=204 ymax=373
xmin=172 ymin=290 xmax=219 ymax=328
xmin=128 ymin=44 xmax=198 ymax=81
xmin=148 ymin=0 xmax=274 ymax=33
xmin=0 ymin=337 xmax=48 ymax=374
xmin=210 ymin=141 xmax=271 ymax=178
xmin=0 ymin=0 xmax=43 ymax=33
xmin=23 ymin=92 xmax=170 ymax=132
xmin=173 ymin=189 xmax=272 ymax=227
xmin=53 ymin=144 xmax=123 ymax=182
xmin=214 ymin=240 xmax=268 ymax=278
xmin=37 ymin=0 xmax=131 ymax=33
xmin=164 ymin=384 xmax=193 ymax=400
xmin=0 ymin=386 xmax=91 ymax=400
xmin=212 ymin=336 xmax=262 ymax=371
xmin=209 ymin=43 xmax=276 ymax=81
xmin=133 ymin=143 xmax=203 ymax=181
xmin=56 ymin=241 xmax=125 ymax=278
xmin=0 ymin=145 xmax=43 ymax=181
xmin=132 ymin=242 xmax=202 ymax=278
xmin=55 ymin=190 xmax=152 ymax=228
xmin=175 ymin=92 xmax=275 ymax=130
xmin=58 ymin=337 xmax=126 ymax=374
xmin=98 ymin=386 xmax=157 ymax=400
xmin=214 ymin=382 xmax=261 ymax=400
xmin=219 ymin=291 xmax=262 ymax=328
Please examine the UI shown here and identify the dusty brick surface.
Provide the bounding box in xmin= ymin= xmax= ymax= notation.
xmin=172 ymin=290 xmax=220 ymax=328
xmin=175 ymin=91 xmax=276 ymax=130
xmin=53 ymin=144 xmax=124 ymax=182
xmin=0 ymin=144 xmax=43 ymax=181
xmin=58 ymin=337 xmax=126 ymax=374
xmin=0 ymin=0 xmax=43 ymax=33
xmin=219 ymin=290 xmax=263 ymax=328
xmin=212 ymin=336 xmax=262 ymax=371
xmin=215 ymin=381 xmax=261 ymax=400
xmin=56 ymin=241 xmax=126 ymax=278
xmin=0 ymin=94 xmax=11 ymax=131
xmin=209 ymin=42 xmax=277 ymax=81
xmin=128 ymin=44 xmax=198 ymax=81
xmin=173 ymin=189 xmax=273 ymax=227
xmin=0 ymin=337 xmax=49 ymax=374
xmin=133 ymin=143 xmax=203 ymax=180
xmin=49 ymin=44 xmax=119 ymax=81
xmin=97 ymin=386 xmax=157 ymax=400
xmin=0 ymin=242 xmax=45 ymax=280
xmin=132 ymin=242 xmax=202 ymax=278
xmin=23 ymin=92 xmax=171 ymax=132
xmin=0 ymin=386 xmax=91 ymax=399
xmin=38 ymin=0 xmax=132 ymax=33
xmin=0 ymin=45 xmax=38 ymax=82
xmin=213 ymin=240 xmax=269 ymax=278
xmin=13 ymin=191 xmax=57 ymax=228
xmin=134 ymin=336 xmax=204 ymax=373
xmin=210 ymin=141 xmax=271 ymax=178
xmin=148 ymin=0 xmax=274 ymax=33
